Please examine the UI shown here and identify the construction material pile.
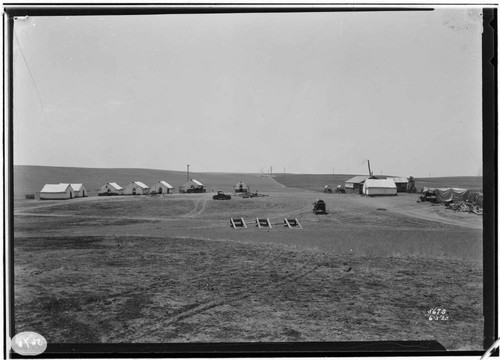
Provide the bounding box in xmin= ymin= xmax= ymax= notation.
xmin=468 ymin=192 xmax=483 ymax=208
xmin=445 ymin=200 xmax=482 ymax=215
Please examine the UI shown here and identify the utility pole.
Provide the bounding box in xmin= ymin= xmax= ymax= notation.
xmin=187 ymin=164 xmax=190 ymax=181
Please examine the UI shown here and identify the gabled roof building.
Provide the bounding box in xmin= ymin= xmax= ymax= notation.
xmin=98 ymin=182 xmax=124 ymax=196
xmin=40 ymin=183 xmax=75 ymax=200
xmin=60 ymin=183 xmax=87 ymax=197
xmin=150 ymin=181 xmax=174 ymax=194
xmin=124 ymin=181 xmax=150 ymax=195
xmin=179 ymin=179 xmax=205 ymax=193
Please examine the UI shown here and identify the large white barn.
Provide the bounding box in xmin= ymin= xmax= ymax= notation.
xmin=150 ymin=181 xmax=173 ymax=194
xmin=98 ymin=182 xmax=124 ymax=196
xmin=40 ymin=184 xmax=75 ymax=200
xmin=124 ymin=181 xmax=150 ymax=195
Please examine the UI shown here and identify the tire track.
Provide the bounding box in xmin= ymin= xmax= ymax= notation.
xmin=13 ymin=196 xmax=130 ymax=213
xmin=182 ymin=199 xmax=201 ymax=218
xmin=149 ymin=262 xmax=321 ymax=333
xmin=13 ymin=212 xmax=168 ymax=222
xmin=388 ymin=209 xmax=482 ymax=230
xmin=186 ymin=198 xmax=207 ymax=218
xmin=267 ymin=205 xmax=311 ymax=224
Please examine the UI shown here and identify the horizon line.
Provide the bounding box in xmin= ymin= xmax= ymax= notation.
xmin=12 ymin=164 xmax=483 ymax=178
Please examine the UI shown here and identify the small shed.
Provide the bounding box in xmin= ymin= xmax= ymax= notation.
xmin=234 ymin=181 xmax=249 ymax=193
xmin=179 ymin=179 xmax=205 ymax=193
xmin=124 ymin=181 xmax=150 ymax=195
xmin=391 ymin=177 xmax=409 ymax=193
xmin=345 ymin=176 xmax=370 ymax=194
xmin=40 ymin=183 xmax=74 ymax=200
xmin=150 ymin=181 xmax=174 ymax=194
xmin=60 ymin=183 xmax=87 ymax=198
xmin=363 ymin=178 xmax=397 ymax=196
xmin=98 ymin=182 xmax=124 ymax=196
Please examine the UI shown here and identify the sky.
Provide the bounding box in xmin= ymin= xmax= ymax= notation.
xmin=13 ymin=7 xmax=484 ymax=177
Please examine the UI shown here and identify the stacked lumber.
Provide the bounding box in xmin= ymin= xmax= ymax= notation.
xmin=446 ymin=201 xmax=483 ymax=215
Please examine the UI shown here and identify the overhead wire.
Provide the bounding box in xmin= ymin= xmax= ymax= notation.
xmin=13 ymin=27 xmax=49 ymax=123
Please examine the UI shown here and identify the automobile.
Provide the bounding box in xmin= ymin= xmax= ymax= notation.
xmin=313 ymin=199 xmax=327 ymax=214
xmin=213 ymin=191 xmax=231 ymax=200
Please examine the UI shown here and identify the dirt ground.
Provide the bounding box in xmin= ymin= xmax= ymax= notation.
xmin=12 ymin=190 xmax=484 ymax=350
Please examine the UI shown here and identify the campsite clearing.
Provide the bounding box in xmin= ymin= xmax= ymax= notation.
xmin=13 ymin=170 xmax=484 ymax=350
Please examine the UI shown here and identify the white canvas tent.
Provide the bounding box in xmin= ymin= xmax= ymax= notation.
xmin=234 ymin=181 xmax=249 ymax=193
xmin=40 ymin=183 xmax=74 ymax=200
xmin=150 ymin=181 xmax=173 ymax=194
xmin=98 ymin=182 xmax=124 ymax=196
xmin=179 ymin=179 xmax=205 ymax=193
xmin=363 ymin=178 xmax=397 ymax=196
xmin=124 ymin=181 xmax=150 ymax=195
xmin=60 ymin=183 xmax=87 ymax=198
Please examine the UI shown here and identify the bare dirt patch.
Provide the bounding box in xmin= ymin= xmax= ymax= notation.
xmin=14 ymin=236 xmax=482 ymax=349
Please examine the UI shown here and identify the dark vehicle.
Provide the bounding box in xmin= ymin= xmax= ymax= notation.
xmin=313 ymin=199 xmax=327 ymax=214
xmin=213 ymin=191 xmax=231 ymax=200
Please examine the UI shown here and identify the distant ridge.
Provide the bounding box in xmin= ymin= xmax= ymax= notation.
xmin=272 ymin=174 xmax=483 ymax=193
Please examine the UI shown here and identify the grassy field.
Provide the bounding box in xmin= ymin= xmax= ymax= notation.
xmin=272 ymin=174 xmax=356 ymax=192
xmin=12 ymin=167 xmax=485 ymax=351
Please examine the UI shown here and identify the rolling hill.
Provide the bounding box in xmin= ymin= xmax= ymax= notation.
xmin=413 ymin=177 xmax=483 ymax=192
xmin=272 ymin=174 xmax=357 ymax=192
xmin=12 ymin=165 xmax=484 ymax=199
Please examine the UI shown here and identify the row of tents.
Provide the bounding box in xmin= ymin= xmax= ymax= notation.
xmin=39 ymin=179 xmax=252 ymax=200
xmin=98 ymin=181 xmax=175 ymax=196
xmin=39 ymin=180 xmax=183 ymax=199
xmin=40 ymin=183 xmax=87 ymax=200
